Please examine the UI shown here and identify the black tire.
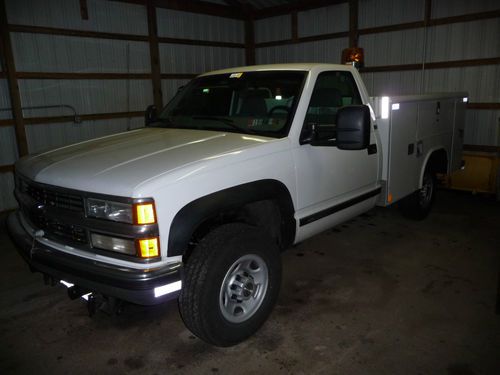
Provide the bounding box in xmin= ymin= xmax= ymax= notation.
xmin=399 ymin=169 xmax=437 ymax=220
xmin=178 ymin=223 xmax=281 ymax=347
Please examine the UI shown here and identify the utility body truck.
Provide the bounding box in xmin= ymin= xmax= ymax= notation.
xmin=8 ymin=63 xmax=466 ymax=346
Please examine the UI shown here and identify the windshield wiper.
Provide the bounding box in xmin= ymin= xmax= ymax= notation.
xmin=191 ymin=116 xmax=258 ymax=135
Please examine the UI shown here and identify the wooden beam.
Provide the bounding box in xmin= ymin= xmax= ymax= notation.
xmin=9 ymin=24 xmax=245 ymax=48
xmin=291 ymin=10 xmax=298 ymax=42
xmin=0 ymin=164 xmax=14 ymax=173
xmin=245 ymin=17 xmax=256 ymax=65
xmin=152 ymin=0 xmax=244 ymax=19
xmin=467 ymin=102 xmax=500 ymax=110
xmin=256 ymin=31 xmax=349 ymax=48
xmin=158 ymin=36 xmax=244 ymax=48
xmin=9 ymin=24 xmax=149 ymax=42
xmin=424 ymin=0 xmax=432 ymax=24
xmin=358 ymin=21 xmax=425 ymax=35
xmin=254 ymin=0 xmax=347 ymax=19
xmin=11 ymin=71 xmax=197 ymax=80
xmin=0 ymin=0 xmax=28 ymax=156
xmin=360 ymin=57 xmax=500 ymax=73
xmin=147 ymin=1 xmax=163 ymax=109
xmin=110 ymin=0 xmax=245 ymax=19
xmin=16 ymin=72 xmax=152 ymax=79
xmin=257 ymin=9 xmax=500 ymax=48
xmin=349 ymin=0 xmax=358 ymax=47
xmin=79 ymin=0 xmax=89 ymax=20
xmin=429 ymin=9 xmax=500 ymax=26
xmin=0 ymin=111 xmax=145 ymax=127
xmin=463 ymin=144 xmax=500 ymax=153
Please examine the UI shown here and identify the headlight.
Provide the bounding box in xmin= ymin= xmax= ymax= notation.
xmin=86 ymin=198 xmax=133 ymax=224
xmin=91 ymin=233 xmax=136 ymax=255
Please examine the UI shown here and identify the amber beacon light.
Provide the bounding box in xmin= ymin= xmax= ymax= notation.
xmin=341 ymin=47 xmax=364 ymax=69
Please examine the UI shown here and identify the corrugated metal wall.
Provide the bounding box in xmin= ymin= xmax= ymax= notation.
xmin=1 ymin=0 xmax=499 ymax=211
xmin=0 ymin=0 xmax=245 ymax=211
xmin=255 ymin=14 xmax=291 ymax=43
xmin=256 ymin=0 xmax=500 ymax=148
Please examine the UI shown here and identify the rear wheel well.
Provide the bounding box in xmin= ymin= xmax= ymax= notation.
xmin=183 ymin=199 xmax=285 ymax=263
xmin=426 ymin=149 xmax=448 ymax=174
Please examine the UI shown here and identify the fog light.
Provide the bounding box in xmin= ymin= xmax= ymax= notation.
xmin=138 ymin=237 xmax=160 ymax=258
xmin=91 ymin=233 xmax=136 ymax=255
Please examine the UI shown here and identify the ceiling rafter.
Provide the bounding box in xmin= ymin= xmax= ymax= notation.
xmin=254 ymin=0 xmax=348 ymax=19
xmin=109 ymin=0 xmax=246 ymax=19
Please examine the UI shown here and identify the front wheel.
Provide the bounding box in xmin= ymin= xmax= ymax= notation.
xmin=178 ymin=223 xmax=281 ymax=347
xmin=399 ymin=169 xmax=436 ymax=220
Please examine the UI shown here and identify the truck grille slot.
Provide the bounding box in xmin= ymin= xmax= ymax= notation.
xmin=28 ymin=212 xmax=88 ymax=244
xmin=21 ymin=179 xmax=84 ymax=212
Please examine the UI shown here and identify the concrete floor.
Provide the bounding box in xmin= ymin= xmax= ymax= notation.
xmin=1 ymin=190 xmax=499 ymax=375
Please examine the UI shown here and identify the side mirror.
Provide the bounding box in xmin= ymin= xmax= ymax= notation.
xmin=336 ymin=105 xmax=370 ymax=150
xmin=145 ymin=105 xmax=158 ymax=126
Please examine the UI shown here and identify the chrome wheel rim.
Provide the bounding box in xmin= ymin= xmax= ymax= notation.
xmin=219 ymin=254 xmax=269 ymax=324
xmin=419 ymin=174 xmax=434 ymax=208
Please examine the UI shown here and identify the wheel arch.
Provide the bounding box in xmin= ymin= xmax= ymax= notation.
xmin=419 ymin=148 xmax=448 ymax=187
xmin=167 ymin=179 xmax=296 ymax=259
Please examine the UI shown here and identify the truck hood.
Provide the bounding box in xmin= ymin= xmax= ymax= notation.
xmin=16 ymin=128 xmax=276 ymax=197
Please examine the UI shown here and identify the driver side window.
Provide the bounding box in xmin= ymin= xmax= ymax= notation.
xmin=303 ymin=71 xmax=362 ymax=141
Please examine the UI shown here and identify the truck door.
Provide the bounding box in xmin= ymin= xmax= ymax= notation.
xmin=292 ymin=71 xmax=379 ymax=233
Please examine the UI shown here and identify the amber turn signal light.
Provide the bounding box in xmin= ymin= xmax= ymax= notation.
xmin=134 ymin=203 xmax=156 ymax=225
xmin=137 ymin=237 xmax=160 ymax=258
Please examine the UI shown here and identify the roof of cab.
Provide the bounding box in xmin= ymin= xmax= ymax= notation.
xmin=199 ymin=63 xmax=354 ymax=77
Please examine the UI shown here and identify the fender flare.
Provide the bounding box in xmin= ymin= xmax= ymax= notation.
xmin=167 ymin=179 xmax=296 ymax=257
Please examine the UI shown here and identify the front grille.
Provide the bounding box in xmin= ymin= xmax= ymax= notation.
xmin=18 ymin=177 xmax=88 ymax=245
xmin=27 ymin=211 xmax=88 ymax=244
xmin=20 ymin=179 xmax=84 ymax=212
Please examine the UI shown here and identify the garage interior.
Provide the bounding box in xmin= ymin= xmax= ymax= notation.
xmin=1 ymin=0 xmax=499 ymax=374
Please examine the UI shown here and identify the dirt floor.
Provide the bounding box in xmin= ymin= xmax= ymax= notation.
xmin=1 ymin=190 xmax=499 ymax=375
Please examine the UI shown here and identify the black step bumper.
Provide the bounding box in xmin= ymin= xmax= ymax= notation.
xmin=7 ymin=211 xmax=182 ymax=305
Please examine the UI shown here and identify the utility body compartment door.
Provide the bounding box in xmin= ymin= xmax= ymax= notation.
xmin=375 ymin=93 xmax=467 ymax=206
xmin=387 ymin=102 xmax=419 ymax=203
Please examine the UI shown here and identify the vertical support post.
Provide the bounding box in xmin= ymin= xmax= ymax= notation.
xmin=291 ymin=10 xmax=298 ymax=42
xmin=420 ymin=0 xmax=432 ymax=93
xmin=349 ymin=0 xmax=359 ymax=47
xmin=0 ymin=0 xmax=28 ymax=156
xmin=147 ymin=0 xmax=163 ymax=109
xmin=79 ymin=0 xmax=89 ymax=20
xmin=424 ymin=0 xmax=432 ymax=24
xmin=245 ymin=16 xmax=255 ymax=66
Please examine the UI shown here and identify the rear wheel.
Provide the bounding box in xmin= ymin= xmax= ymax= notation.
xmin=399 ymin=169 xmax=436 ymax=220
xmin=178 ymin=223 xmax=281 ymax=347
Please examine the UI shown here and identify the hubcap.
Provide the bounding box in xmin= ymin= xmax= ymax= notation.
xmin=419 ymin=174 xmax=434 ymax=208
xmin=219 ymin=254 xmax=269 ymax=324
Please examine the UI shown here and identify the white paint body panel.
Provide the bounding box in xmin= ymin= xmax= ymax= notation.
xmin=14 ymin=64 xmax=465 ymax=270
xmin=373 ymin=93 xmax=466 ymax=205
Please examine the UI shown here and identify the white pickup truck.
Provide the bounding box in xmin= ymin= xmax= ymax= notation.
xmin=7 ymin=63 xmax=466 ymax=346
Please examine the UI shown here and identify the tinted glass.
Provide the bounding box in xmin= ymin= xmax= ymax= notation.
xmin=154 ymin=71 xmax=307 ymax=138
xmin=304 ymin=71 xmax=362 ymax=140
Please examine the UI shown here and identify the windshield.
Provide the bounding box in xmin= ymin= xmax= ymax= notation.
xmin=154 ymin=70 xmax=307 ymax=138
